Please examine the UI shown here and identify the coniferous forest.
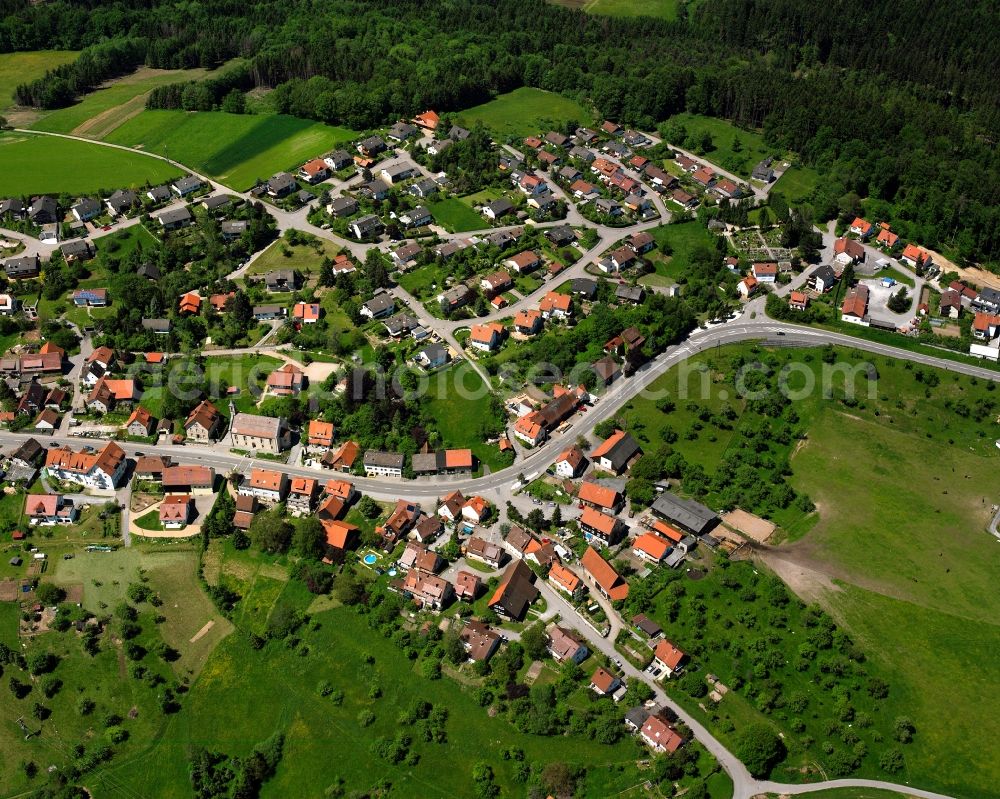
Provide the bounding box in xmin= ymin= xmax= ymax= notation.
xmin=3 ymin=0 xmax=1000 ymax=264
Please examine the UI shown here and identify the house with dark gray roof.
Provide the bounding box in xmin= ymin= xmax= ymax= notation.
xmin=156 ymin=207 xmax=192 ymax=229
xmin=171 ymin=176 xmax=203 ymax=196
xmin=651 ymin=492 xmax=718 ymax=535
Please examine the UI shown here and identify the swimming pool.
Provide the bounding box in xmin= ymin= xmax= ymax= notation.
xmin=363 ymin=553 xmax=378 ymax=565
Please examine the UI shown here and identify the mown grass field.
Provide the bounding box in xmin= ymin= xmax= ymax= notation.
xmin=0 ymin=50 xmax=79 ymax=110
xmin=557 ymin=0 xmax=680 ymax=19
xmin=645 ymin=220 xmax=718 ymax=283
xmin=663 ymin=112 xmax=773 ymax=177
xmin=457 ymin=87 xmax=595 ymax=140
xmin=106 ymin=110 xmax=357 ymax=190
xmin=30 ymin=64 xmax=232 ymax=137
xmin=428 ymin=197 xmax=486 ymax=232
xmin=0 ymin=131 xmax=181 ymax=195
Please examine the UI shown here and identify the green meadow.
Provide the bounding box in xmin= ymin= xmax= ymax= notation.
xmin=0 ymin=131 xmax=181 ymax=195
xmin=0 ymin=50 xmax=79 ymax=110
xmin=457 ymin=87 xmax=595 ymax=139
xmin=106 ymin=110 xmax=357 ymax=190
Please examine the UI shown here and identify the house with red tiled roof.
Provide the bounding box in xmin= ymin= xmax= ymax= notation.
xmin=413 ymin=110 xmax=440 ymax=131
xmin=652 ymin=639 xmax=687 ymax=677
xmin=453 ymin=570 xmax=481 ymax=602
xmin=641 ymin=715 xmax=684 ymax=753
xmin=554 ymin=445 xmax=586 ymax=478
xmin=307 ymin=419 xmax=335 ymax=450
xmin=322 ymin=440 xmax=359 ymax=472
xmin=901 ymin=243 xmax=932 ymax=270
xmin=841 ymin=284 xmax=870 ymax=326
xmin=24 ymin=493 xmax=77 ymax=526
xmin=239 ymin=468 xmax=289 ymax=505
xmin=322 ymin=520 xmax=359 ymax=562
xmin=590 ymin=667 xmax=621 ymax=696
xmin=834 ymin=236 xmax=865 ymax=265
xmin=752 ymin=262 xmax=777 ymax=283
xmin=210 ymin=292 xmax=235 ymax=312
xmin=539 ymin=291 xmax=571 ymax=320
xmin=876 ymin=227 xmax=899 ymax=249
xmin=513 ymin=308 xmax=542 ymax=336
xmin=469 ymin=322 xmax=505 ymax=352
xmin=580 ymin=546 xmax=629 ymax=601
xmin=633 ymin=533 xmax=671 ymax=564
xmin=691 ymin=166 xmax=716 ymax=187
xmin=266 ymin=363 xmax=305 ymax=396
xmin=287 ymin=477 xmax=318 ymax=515
xmin=298 ymin=158 xmax=330 ymax=184
xmin=548 ymin=625 xmax=588 ymax=663
xmin=159 ymin=495 xmax=194 ymax=529
xmin=788 ymin=291 xmax=808 ymax=311
xmin=292 ymin=302 xmax=321 ymax=324
xmin=178 ymin=291 xmax=201 ymax=315
xmin=738 ymin=274 xmax=758 ymax=299
xmin=125 ymin=406 xmax=156 ymax=437
xmin=579 ymin=506 xmax=624 ymax=546
xmin=462 ymin=496 xmax=491 ymax=525
xmin=548 ymin=562 xmax=585 ymax=600
xmin=577 ymin=481 xmax=623 ymax=512
xmin=849 ymin=217 xmax=873 ymax=239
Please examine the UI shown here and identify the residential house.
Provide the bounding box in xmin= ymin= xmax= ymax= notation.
xmin=841 ymin=284 xmax=870 ymax=326
xmin=298 ymin=159 xmax=331 ymax=184
xmin=939 ymin=289 xmax=961 ymax=318
xmin=462 ymin=495 xmax=490 ymax=524
xmin=4 ymin=254 xmax=40 ymax=279
xmin=415 ymin=342 xmax=450 ymax=369
xmin=615 ymin=284 xmax=644 ymax=305
xmin=327 ymin=195 xmax=358 ymax=218
xmin=266 ymin=363 xmax=305 ymax=396
xmin=465 ymin=536 xmax=504 ymax=569
xmin=322 ymin=519 xmax=359 ymax=562
xmin=437 ymin=284 xmax=474 ymax=313
xmin=591 ymin=667 xmax=621 ymax=697
xmin=876 ymin=226 xmax=899 ymax=249
xmin=539 ymin=291 xmax=572 ymax=320
xmin=641 ymin=715 xmax=684 ymax=753
xmin=579 ymin=506 xmax=624 ymax=546
xmin=232 ymin=494 xmax=257 ymax=531
xmin=145 ymin=185 xmax=171 ymax=204
xmin=578 ymin=481 xmax=622 ymax=512
xmin=752 ymin=262 xmax=778 ymax=283
xmin=62 ymin=240 xmax=94 ymax=263
xmin=71 ymin=197 xmax=101 ymax=222
xmin=44 ymin=442 xmax=127 ymax=493
xmin=752 ymin=158 xmax=775 ymax=182
xmin=487 ymin=560 xmax=539 ymax=620
xmin=590 ymin=429 xmax=641 ymax=474
xmin=808 ymin=265 xmax=837 ymax=293
xmin=322 ymin=440 xmax=359 ymax=472
xmin=670 ymin=188 xmax=698 ymax=209
xmin=652 ymin=639 xmax=687 ymax=677
xmin=480 ymin=270 xmax=512 ymax=296
xmin=377 ymin=499 xmax=420 ymax=547
xmin=548 ymin=562 xmax=585 ymax=600
xmin=413 ymin=514 xmax=444 ymax=544
xmin=252 ymin=304 xmax=285 ymax=321
xmin=581 ymin=546 xmax=629 ymax=601
xmin=633 ymin=533 xmax=671 ymax=564
xmin=178 ymin=291 xmax=201 ymax=315
xmin=468 ymin=322 xmax=506 ymax=352
xmin=834 ymin=236 xmax=865 ymax=265
xmin=391 ymin=242 xmax=422 ymax=269
xmin=849 ymin=217 xmax=874 ymax=239
xmin=125 ymin=406 xmax=156 ymax=437
xmin=229 ymin=413 xmax=290 ymax=452
xmin=632 ymin=614 xmax=663 ymax=639
xmin=33 ymin=407 xmax=59 ymax=431
xmin=25 ymin=494 xmax=77 ymax=526
xmin=548 ymin=625 xmax=589 ymax=664
xmin=239 ymin=468 xmax=289 ymax=505
xmin=363 ymin=450 xmax=404 ymax=478
xmin=349 ymin=214 xmax=384 ymax=239
xmin=409 ymin=177 xmax=438 ymax=199
xmin=400 ymin=542 xmax=442 ymax=573
xmin=307 ymin=419 xmax=335 ymax=450
xmin=380 ymin=163 xmax=416 ymax=185
xmin=201 ymin=194 xmax=231 ymax=213
xmin=156 ymin=207 xmax=192 ymax=230
xmin=437 ymin=490 xmax=465 ymax=522
xmin=287 ymin=477 xmax=318 ymax=515
xmin=399 ymin=205 xmax=431 ymax=227
xmin=788 ymin=291 xmax=809 ymax=311
xmin=901 ymin=243 xmax=932 ymax=270
xmin=483 ymin=198 xmax=514 ymax=221
xmin=691 ymin=166 xmax=716 ymax=188
xmin=547 ymin=445 xmax=585 ymax=480
xmin=361 ymin=292 xmax=395 ymax=320
xmin=162 ymin=465 xmax=215 ymax=495
xmin=509 ymin=308 xmax=541 ymax=337
xmin=459 ymin=619 xmax=500 ymax=661
xmin=402 ymin=569 xmax=453 ymax=610
xmin=87 ymin=377 xmax=138 ymax=414
xmin=133 ymin=455 xmax=171 ymax=482
xmin=172 ymin=176 xmax=203 ymax=196
xmin=292 ymin=302 xmax=321 ymax=325
xmin=413 ymin=110 xmax=440 ymax=131
xmin=184 ymin=400 xmax=223 ymax=441
xmin=505 ymin=250 xmax=542 ymax=275
xmin=357 ymin=136 xmax=387 ymax=157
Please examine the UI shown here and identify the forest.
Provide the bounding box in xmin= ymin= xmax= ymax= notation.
xmin=3 ymin=0 xmax=1000 ymax=265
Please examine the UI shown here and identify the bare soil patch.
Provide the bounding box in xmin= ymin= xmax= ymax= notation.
xmin=721 ymin=508 xmax=776 ymax=543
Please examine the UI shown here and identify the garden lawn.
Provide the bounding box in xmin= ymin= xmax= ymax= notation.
xmin=647 ymin=220 xmax=719 ymax=282
xmin=0 ymin=50 xmax=79 ymax=110
xmin=101 ymin=606 xmax=640 ymax=799
xmin=0 ymin=131 xmax=181 ymax=195
xmin=30 ymin=63 xmax=233 ymax=137
xmin=664 ymin=113 xmax=773 ymax=178
xmin=425 ymin=361 xmax=507 ymax=471
xmin=429 ymin=197 xmax=486 ymax=232
xmin=248 ymin=234 xmax=341 ymax=276
xmin=457 ymin=87 xmax=595 ymax=139
xmin=106 ymin=110 xmax=358 ymax=190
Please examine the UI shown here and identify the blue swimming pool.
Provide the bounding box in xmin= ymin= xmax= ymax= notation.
xmin=363 ymin=553 xmax=378 ymax=565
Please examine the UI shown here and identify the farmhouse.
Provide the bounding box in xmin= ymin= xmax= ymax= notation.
xmin=581 ymin=546 xmax=629 ymax=601
xmin=590 ymin=429 xmax=641 ymax=473
xmin=487 ymin=560 xmax=539 ymax=620
xmin=651 ymin=492 xmax=718 ymax=535
xmin=363 ymin=450 xmax=405 ymax=478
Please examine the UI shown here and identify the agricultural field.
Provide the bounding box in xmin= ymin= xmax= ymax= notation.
xmin=106 ymin=110 xmax=357 ymax=190
xmin=0 ymin=131 xmax=181 ymax=195
xmin=30 ymin=63 xmax=235 ymax=137
xmin=457 ymin=87 xmax=595 ymax=140
xmin=428 ymin=197 xmax=487 ymax=233
xmin=661 ymin=112 xmax=774 ymax=178
xmin=0 ymin=50 xmax=79 ymax=111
